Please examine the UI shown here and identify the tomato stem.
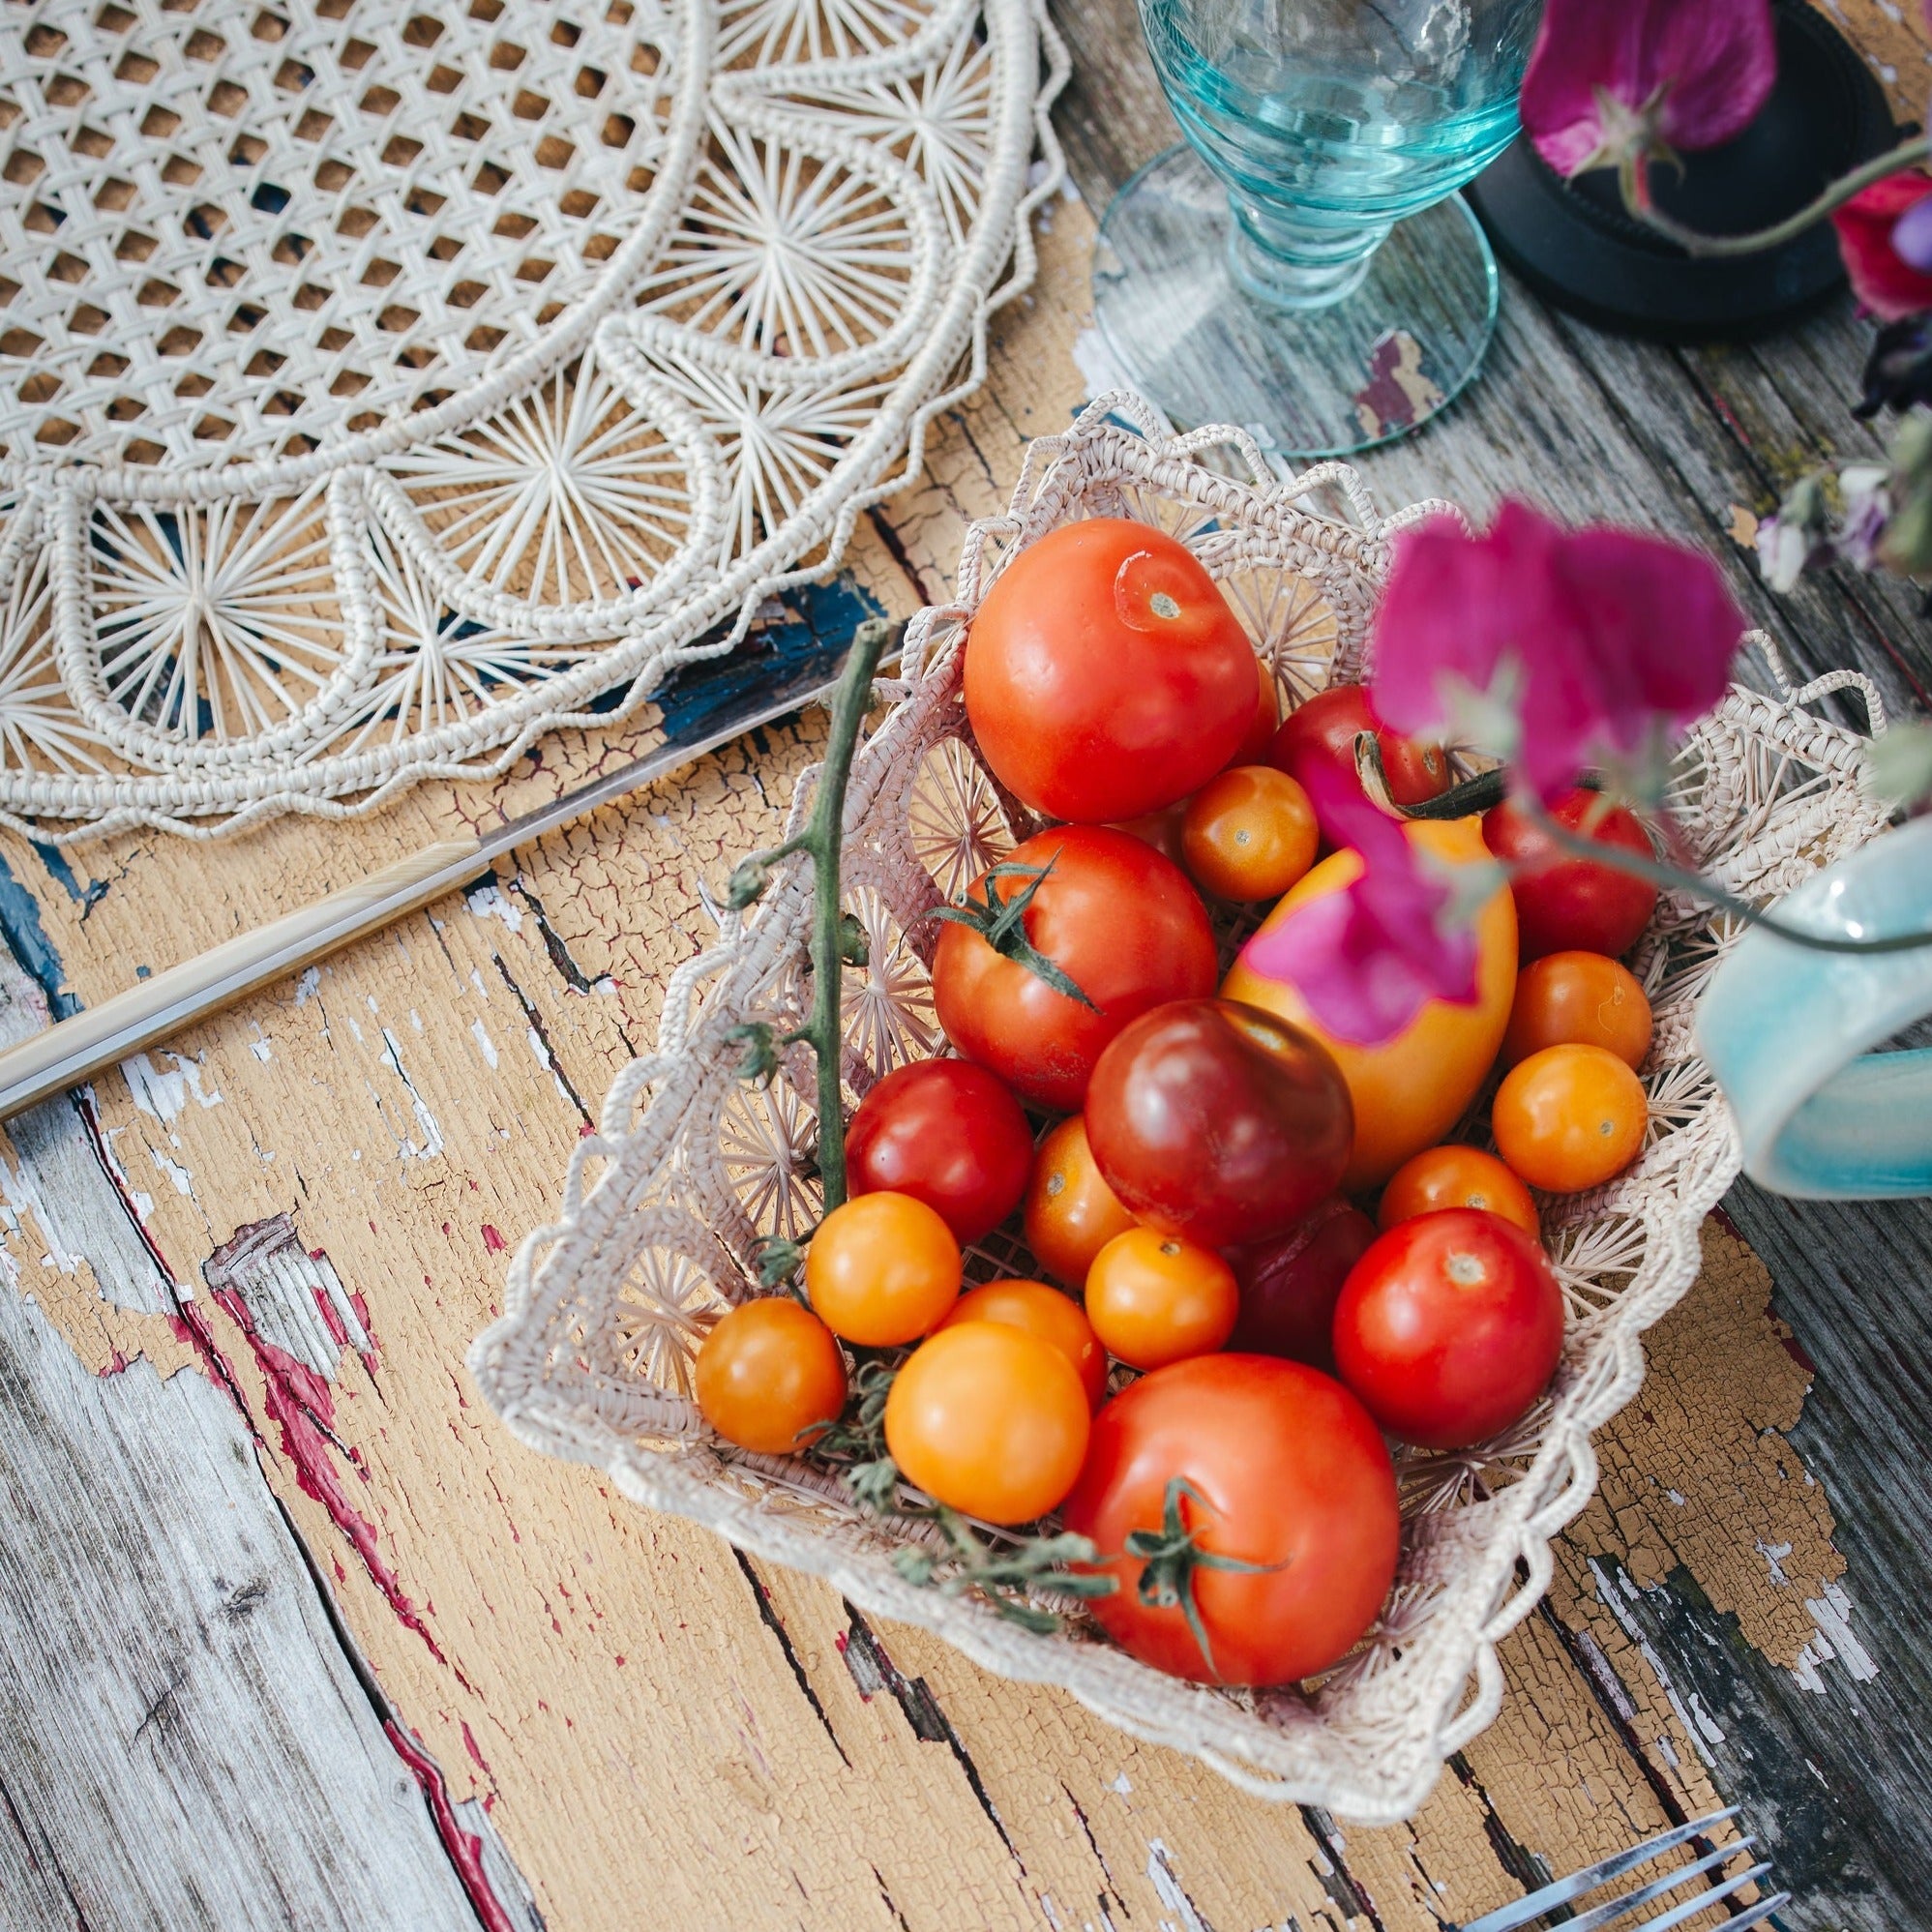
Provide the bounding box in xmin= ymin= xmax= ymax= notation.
xmin=1124 ymin=1475 xmax=1285 ymax=1682
xmin=930 ymin=858 xmax=1101 ymax=1010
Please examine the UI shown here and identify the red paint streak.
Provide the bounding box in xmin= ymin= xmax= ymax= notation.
xmin=98 ymin=1350 xmax=129 ymax=1377
xmin=384 ymin=1723 xmax=519 ymax=1932
xmin=193 ymin=1289 xmax=459 ymax=1680
xmin=460 ymin=1719 xmax=492 ymax=1776
xmin=481 ymin=1224 xmax=506 ymax=1254
xmin=347 ymin=1289 xmax=374 ymax=1348
xmin=1707 ymin=390 xmax=1750 ymax=446
xmin=1708 ymin=1204 xmax=1742 ymax=1239
xmin=313 ymin=1286 xmax=351 ymax=1350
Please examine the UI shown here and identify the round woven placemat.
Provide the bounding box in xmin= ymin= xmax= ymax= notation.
xmin=0 ymin=0 xmax=1064 ymax=838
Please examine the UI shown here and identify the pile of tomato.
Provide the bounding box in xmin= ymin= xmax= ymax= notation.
xmin=695 ymin=519 xmax=1663 ymax=1689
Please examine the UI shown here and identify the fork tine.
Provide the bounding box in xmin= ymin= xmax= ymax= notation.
xmin=1706 ymin=1889 xmax=1791 ymax=1931
xmin=1460 ymin=1810 xmax=1742 ymax=1932
xmin=1565 ymin=1849 xmax=1767 ymax=1932
xmin=1618 ymin=1861 xmax=1773 ymax=1932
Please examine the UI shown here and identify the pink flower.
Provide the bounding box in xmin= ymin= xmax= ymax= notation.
xmin=1369 ymin=501 xmax=1742 ymax=802
xmin=1236 ymin=766 xmax=1477 ymax=1048
xmin=1832 ymin=172 xmax=1932 ymax=321
xmin=1521 ymin=0 xmax=1775 ymax=195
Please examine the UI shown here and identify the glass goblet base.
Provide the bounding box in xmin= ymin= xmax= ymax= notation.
xmin=1093 ymin=146 xmax=1500 ymax=461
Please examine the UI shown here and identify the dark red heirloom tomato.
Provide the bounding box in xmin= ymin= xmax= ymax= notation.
xmin=1061 ymin=1353 xmax=1399 ymax=1685
xmin=1267 ymin=685 xmax=1450 ymax=841
xmin=1332 ymin=1208 xmax=1565 ymax=1451
xmin=933 ymin=826 xmax=1218 ymax=1114
xmin=845 ymin=1059 xmax=1032 ymax=1246
xmin=964 ymin=519 xmax=1258 ymax=823
xmin=1228 ymin=1197 xmax=1379 ymax=1370
xmin=1482 ymin=790 xmax=1657 ymax=962
xmin=1085 ymin=998 xmax=1352 ymax=1249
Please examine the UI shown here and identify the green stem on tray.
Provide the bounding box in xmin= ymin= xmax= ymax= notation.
xmin=725 ymin=615 xmax=897 ymax=1219
xmin=1624 ymin=134 xmax=1931 ymax=259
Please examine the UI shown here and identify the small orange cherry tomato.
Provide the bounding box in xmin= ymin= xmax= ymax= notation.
xmin=884 ymin=1322 xmax=1091 ymax=1524
xmin=1181 ymin=765 xmax=1320 ymax=903
xmin=937 ymin=1279 xmax=1109 ymax=1410
xmin=805 ymin=1192 xmax=962 ymax=1346
xmin=1085 ymin=1227 xmax=1238 ymax=1370
xmin=1024 ymin=1115 xmax=1138 ymax=1289
xmin=1493 ymin=1044 xmax=1648 ymax=1193
xmin=1501 ymin=950 xmax=1653 ymax=1071
xmin=1379 ymin=1144 xmax=1539 ymax=1238
xmin=694 ymin=1298 xmax=848 ymax=1456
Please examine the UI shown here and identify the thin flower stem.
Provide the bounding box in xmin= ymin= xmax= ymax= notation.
xmin=1514 ymin=790 xmax=1932 ymax=956
xmin=1626 ymin=134 xmax=1931 ymax=258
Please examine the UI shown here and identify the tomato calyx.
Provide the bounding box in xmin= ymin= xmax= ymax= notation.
xmin=932 ymin=857 xmax=1100 ymax=1010
xmin=1125 ymin=1475 xmax=1287 ymax=1681
xmin=803 ymin=1357 xmax=900 ymax=1511
xmin=752 ymin=1231 xmax=814 ymax=1291
xmin=895 ymin=1510 xmax=1118 ymax=1634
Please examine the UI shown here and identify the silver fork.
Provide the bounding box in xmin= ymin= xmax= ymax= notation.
xmin=1462 ymin=1808 xmax=1792 ymax=1932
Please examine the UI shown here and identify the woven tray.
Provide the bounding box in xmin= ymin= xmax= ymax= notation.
xmin=0 ymin=0 xmax=1063 ymax=839
xmin=469 ymin=397 xmax=1890 ymax=1821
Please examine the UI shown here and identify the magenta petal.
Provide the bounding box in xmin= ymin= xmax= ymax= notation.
xmin=1522 ymin=0 xmax=1776 ymax=174
xmin=1894 ymin=194 xmax=1932 ymax=274
xmin=1237 ymin=766 xmax=1480 ymax=1049
xmin=1369 ymin=499 xmax=1742 ymax=802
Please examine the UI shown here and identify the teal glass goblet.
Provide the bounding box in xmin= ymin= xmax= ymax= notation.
xmin=1094 ymin=0 xmax=1543 ymax=459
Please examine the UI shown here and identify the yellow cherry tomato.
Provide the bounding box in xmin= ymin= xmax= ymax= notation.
xmin=1493 ymin=1043 xmax=1648 ymax=1193
xmin=937 ymin=1278 xmax=1110 ymax=1410
xmin=1223 ymin=816 xmax=1518 ymax=1189
xmin=1024 ymin=1115 xmax=1139 ymax=1289
xmin=805 ymin=1192 xmax=962 ymax=1346
xmin=1501 ymin=950 xmax=1653 ymax=1071
xmin=1378 ymin=1144 xmax=1539 ymax=1238
xmin=1181 ymin=765 xmax=1320 ymax=902
xmin=694 ymin=1298 xmax=848 ymax=1456
xmin=1085 ymin=1227 xmax=1238 ymax=1371
xmin=884 ymin=1322 xmax=1091 ymax=1524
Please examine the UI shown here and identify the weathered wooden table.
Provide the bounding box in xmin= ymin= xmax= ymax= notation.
xmin=4 ymin=7 xmax=1929 ymax=1928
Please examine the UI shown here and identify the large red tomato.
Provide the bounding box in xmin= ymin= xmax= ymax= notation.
xmin=1061 ymin=1354 xmax=1398 ymax=1685
xmin=964 ymin=519 xmax=1257 ymax=822
xmin=933 ymin=826 xmax=1218 ymax=1113
xmin=1267 ymin=685 xmax=1450 ymax=841
xmin=1085 ymin=998 xmax=1352 ymax=1248
xmin=845 ymin=1059 xmax=1032 ymax=1245
xmin=1483 ymin=790 xmax=1657 ymax=962
xmin=1228 ymin=1197 xmax=1379 ymax=1369
xmin=1332 ymin=1208 xmax=1565 ymax=1451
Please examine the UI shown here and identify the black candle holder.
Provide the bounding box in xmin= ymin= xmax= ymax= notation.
xmin=1469 ymin=0 xmax=1900 ymax=342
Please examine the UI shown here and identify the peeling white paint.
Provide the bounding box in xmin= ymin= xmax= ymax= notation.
xmin=378 ymin=1029 xmax=446 ymax=1162
xmin=1794 ymin=1580 xmax=1880 ymax=1695
xmin=0 ymin=1146 xmax=84 ymax=1272
xmin=1108 ymin=1771 xmax=1131 ymax=1795
xmin=1144 ymin=1842 xmax=1208 ymax=1932
xmin=1588 ymin=1558 xmax=1722 ymax=1769
xmin=1756 ymin=1539 xmax=1794 ymax=1587
xmin=525 ymin=1025 xmax=575 ymax=1108
xmin=466 ymin=882 xmax=524 ymax=933
xmin=149 ymin=1147 xmax=193 ymax=1196
xmin=122 ymin=1052 xmax=224 ymax=1122
xmin=470 ymin=1019 xmax=500 ymax=1070
xmin=295 ymin=966 xmax=322 ymax=1005
xmin=469 ymin=966 xmax=490 ymax=1001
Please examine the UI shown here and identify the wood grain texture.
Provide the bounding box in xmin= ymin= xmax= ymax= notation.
xmin=0 ymin=939 xmax=485 ymax=1931
xmin=3 ymin=8 xmax=1929 ymax=1923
